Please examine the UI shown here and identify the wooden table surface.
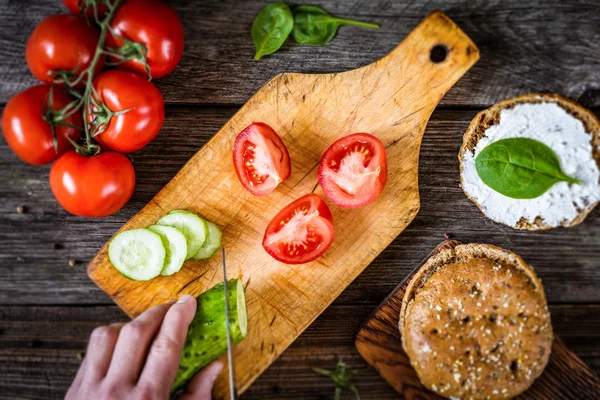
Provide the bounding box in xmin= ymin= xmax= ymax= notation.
xmin=0 ymin=1 xmax=599 ymax=399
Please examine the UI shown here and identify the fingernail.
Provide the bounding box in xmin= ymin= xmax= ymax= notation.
xmin=212 ymin=361 xmax=224 ymax=382
xmin=177 ymin=294 xmax=194 ymax=304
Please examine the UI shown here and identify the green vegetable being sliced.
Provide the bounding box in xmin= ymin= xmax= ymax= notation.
xmin=252 ymin=2 xmax=294 ymax=60
xmin=147 ymin=225 xmax=187 ymax=276
xmin=108 ymin=228 xmax=165 ymax=281
xmin=172 ymin=279 xmax=248 ymax=392
xmin=193 ymin=221 xmax=222 ymax=260
xmin=292 ymin=5 xmax=379 ymax=46
xmin=475 ymin=137 xmax=580 ymax=199
xmin=157 ymin=210 xmax=208 ymax=260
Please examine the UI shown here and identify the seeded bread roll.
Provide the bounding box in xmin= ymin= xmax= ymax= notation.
xmin=399 ymin=243 xmax=553 ymax=399
xmin=459 ymin=93 xmax=600 ymax=230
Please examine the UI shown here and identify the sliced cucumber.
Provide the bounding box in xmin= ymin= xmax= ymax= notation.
xmin=108 ymin=229 xmax=165 ymax=281
xmin=147 ymin=225 xmax=187 ymax=276
xmin=157 ymin=210 xmax=208 ymax=260
xmin=193 ymin=221 xmax=222 ymax=260
xmin=172 ymin=279 xmax=248 ymax=392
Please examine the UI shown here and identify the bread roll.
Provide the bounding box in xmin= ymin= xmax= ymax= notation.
xmin=459 ymin=93 xmax=600 ymax=230
xmin=400 ymin=243 xmax=553 ymax=399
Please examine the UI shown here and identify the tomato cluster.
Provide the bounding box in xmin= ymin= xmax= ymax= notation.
xmin=233 ymin=123 xmax=388 ymax=264
xmin=2 ymin=0 xmax=184 ymax=217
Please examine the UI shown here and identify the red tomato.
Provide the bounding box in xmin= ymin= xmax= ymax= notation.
xmin=91 ymin=70 xmax=164 ymax=153
xmin=263 ymin=194 xmax=334 ymax=264
xmin=62 ymin=0 xmax=108 ymax=17
xmin=26 ymin=15 xmax=103 ymax=86
xmin=233 ymin=123 xmax=291 ymax=197
xmin=2 ymin=85 xmax=82 ymax=165
xmin=318 ymin=133 xmax=388 ymax=208
xmin=106 ymin=0 xmax=184 ymax=79
xmin=49 ymin=151 xmax=135 ymax=217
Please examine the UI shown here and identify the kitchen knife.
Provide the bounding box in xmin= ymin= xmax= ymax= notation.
xmin=222 ymin=248 xmax=237 ymax=400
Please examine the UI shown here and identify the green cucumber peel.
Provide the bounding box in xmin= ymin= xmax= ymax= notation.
xmin=193 ymin=221 xmax=222 ymax=260
xmin=172 ymin=279 xmax=248 ymax=392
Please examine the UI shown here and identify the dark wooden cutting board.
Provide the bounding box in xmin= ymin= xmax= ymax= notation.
xmin=355 ymin=240 xmax=600 ymax=399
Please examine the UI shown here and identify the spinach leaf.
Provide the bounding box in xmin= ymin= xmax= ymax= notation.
xmin=252 ymin=3 xmax=294 ymax=60
xmin=292 ymin=5 xmax=379 ymax=46
xmin=475 ymin=138 xmax=580 ymax=199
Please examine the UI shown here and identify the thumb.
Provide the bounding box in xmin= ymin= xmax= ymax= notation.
xmin=179 ymin=360 xmax=224 ymax=400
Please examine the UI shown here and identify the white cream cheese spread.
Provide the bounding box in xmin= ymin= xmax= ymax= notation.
xmin=461 ymin=102 xmax=600 ymax=228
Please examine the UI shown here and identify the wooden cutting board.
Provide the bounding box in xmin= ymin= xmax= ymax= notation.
xmin=87 ymin=11 xmax=479 ymax=398
xmin=355 ymin=240 xmax=600 ymax=399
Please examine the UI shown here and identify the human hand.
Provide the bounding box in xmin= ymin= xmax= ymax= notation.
xmin=66 ymin=294 xmax=224 ymax=400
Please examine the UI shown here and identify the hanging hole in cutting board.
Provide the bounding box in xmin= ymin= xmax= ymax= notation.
xmin=430 ymin=44 xmax=449 ymax=63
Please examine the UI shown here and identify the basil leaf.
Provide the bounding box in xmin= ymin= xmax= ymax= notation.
xmin=475 ymin=138 xmax=580 ymax=199
xmin=292 ymin=5 xmax=379 ymax=46
xmin=252 ymin=3 xmax=294 ymax=60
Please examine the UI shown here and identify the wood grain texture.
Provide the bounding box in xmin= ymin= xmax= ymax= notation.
xmin=2 ymin=108 xmax=600 ymax=306
xmin=355 ymin=240 xmax=600 ymax=399
xmin=86 ymin=12 xmax=479 ymax=397
xmin=0 ymin=303 xmax=598 ymax=400
xmin=0 ymin=0 xmax=599 ymax=107
xmin=1 ymin=1 xmax=600 ymax=398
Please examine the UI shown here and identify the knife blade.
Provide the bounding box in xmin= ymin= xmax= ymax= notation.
xmin=221 ymin=248 xmax=237 ymax=400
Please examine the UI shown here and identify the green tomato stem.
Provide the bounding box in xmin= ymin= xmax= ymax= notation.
xmin=79 ymin=0 xmax=121 ymax=153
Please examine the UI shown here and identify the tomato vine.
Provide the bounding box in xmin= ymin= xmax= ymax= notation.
xmin=47 ymin=0 xmax=151 ymax=156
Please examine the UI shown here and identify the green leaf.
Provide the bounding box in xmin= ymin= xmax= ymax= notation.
xmin=292 ymin=5 xmax=379 ymax=46
xmin=312 ymin=358 xmax=361 ymax=400
xmin=251 ymin=3 xmax=294 ymax=60
xmin=475 ymin=138 xmax=580 ymax=199
xmin=312 ymin=367 xmax=332 ymax=377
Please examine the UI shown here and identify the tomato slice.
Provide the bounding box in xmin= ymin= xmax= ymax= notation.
xmin=318 ymin=133 xmax=388 ymax=208
xmin=233 ymin=123 xmax=291 ymax=196
xmin=263 ymin=194 xmax=334 ymax=264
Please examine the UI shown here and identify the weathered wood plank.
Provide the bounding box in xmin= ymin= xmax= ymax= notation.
xmin=0 ymin=0 xmax=599 ymax=107
xmin=0 ymin=304 xmax=598 ymax=399
xmin=1 ymin=108 xmax=599 ymax=306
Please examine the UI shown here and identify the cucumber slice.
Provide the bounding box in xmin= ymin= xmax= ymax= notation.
xmin=147 ymin=225 xmax=187 ymax=276
xmin=157 ymin=210 xmax=207 ymax=260
xmin=172 ymin=279 xmax=248 ymax=392
xmin=192 ymin=221 xmax=222 ymax=260
xmin=108 ymin=229 xmax=165 ymax=281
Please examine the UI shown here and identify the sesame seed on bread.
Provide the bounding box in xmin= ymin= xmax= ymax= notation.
xmin=399 ymin=243 xmax=553 ymax=399
xmin=459 ymin=93 xmax=600 ymax=230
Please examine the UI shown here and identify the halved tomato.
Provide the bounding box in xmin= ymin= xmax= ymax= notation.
xmin=263 ymin=194 xmax=334 ymax=264
xmin=318 ymin=133 xmax=387 ymax=208
xmin=233 ymin=123 xmax=291 ymax=196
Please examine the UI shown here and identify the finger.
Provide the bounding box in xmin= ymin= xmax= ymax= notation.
xmin=65 ymin=355 xmax=87 ymax=400
xmin=71 ymin=324 xmax=124 ymax=391
xmin=105 ymin=303 xmax=172 ymax=383
xmin=80 ymin=322 xmax=124 ymax=383
xmin=138 ymin=294 xmax=197 ymax=393
xmin=179 ymin=360 xmax=224 ymax=400
xmin=66 ymin=348 xmax=91 ymax=399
